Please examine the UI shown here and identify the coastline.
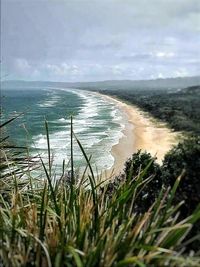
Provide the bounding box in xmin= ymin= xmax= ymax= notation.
xmin=98 ymin=93 xmax=181 ymax=176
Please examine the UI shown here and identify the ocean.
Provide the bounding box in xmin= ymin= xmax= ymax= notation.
xmin=1 ymin=87 xmax=127 ymax=172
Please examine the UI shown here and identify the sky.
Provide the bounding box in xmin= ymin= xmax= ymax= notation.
xmin=1 ymin=0 xmax=200 ymax=82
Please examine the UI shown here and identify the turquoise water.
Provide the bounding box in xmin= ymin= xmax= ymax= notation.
xmin=1 ymin=87 xmax=126 ymax=171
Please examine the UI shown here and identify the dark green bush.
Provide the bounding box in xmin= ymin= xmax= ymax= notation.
xmin=162 ymin=137 xmax=200 ymax=217
xmin=103 ymin=150 xmax=163 ymax=213
xmin=123 ymin=150 xmax=162 ymax=212
xmin=161 ymin=137 xmax=200 ymax=251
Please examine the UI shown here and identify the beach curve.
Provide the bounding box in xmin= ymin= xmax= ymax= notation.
xmin=96 ymin=93 xmax=181 ymax=176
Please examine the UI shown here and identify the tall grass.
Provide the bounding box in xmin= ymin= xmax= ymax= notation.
xmin=0 ymin=118 xmax=200 ymax=267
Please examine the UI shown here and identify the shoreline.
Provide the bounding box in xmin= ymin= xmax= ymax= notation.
xmin=98 ymin=93 xmax=181 ymax=176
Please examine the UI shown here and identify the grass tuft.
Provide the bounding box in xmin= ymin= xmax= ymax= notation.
xmin=0 ymin=117 xmax=200 ymax=267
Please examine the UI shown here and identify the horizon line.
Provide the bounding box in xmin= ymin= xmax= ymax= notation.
xmin=1 ymin=75 xmax=200 ymax=84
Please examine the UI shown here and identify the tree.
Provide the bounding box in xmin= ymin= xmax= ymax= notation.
xmin=123 ymin=150 xmax=162 ymax=213
xmin=162 ymin=137 xmax=200 ymax=251
xmin=162 ymin=137 xmax=200 ymax=217
xmin=102 ymin=150 xmax=162 ymax=213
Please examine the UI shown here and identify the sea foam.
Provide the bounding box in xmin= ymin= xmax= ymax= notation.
xmin=32 ymin=88 xmax=127 ymax=172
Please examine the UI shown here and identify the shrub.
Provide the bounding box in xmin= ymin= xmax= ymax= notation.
xmin=162 ymin=137 xmax=200 ymax=252
xmin=122 ymin=150 xmax=162 ymax=213
xmin=1 ymin=119 xmax=200 ymax=266
xmin=162 ymin=137 xmax=200 ymax=217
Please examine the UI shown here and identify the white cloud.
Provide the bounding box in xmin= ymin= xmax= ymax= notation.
xmin=13 ymin=58 xmax=40 ymax=79
xmin=14 ymin=58 xmax=31 ymax=72
xmin=155 ymin=52 xmax=175 ymax=58
xmin=9 ymin=55 xmax=197 ymax=82
xmin=44 ymin=63 xmax=80 ymax=76
xmin=111 ymin=65 xmax=123 ymax=75
xmin=174 ymin=68 xmax=189 ymax=77
xmin=158 ymin=73 xmax=164 ymax=78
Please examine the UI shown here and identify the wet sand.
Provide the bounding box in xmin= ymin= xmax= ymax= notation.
xmin=98 ymin=93 xmax=181 ymax=177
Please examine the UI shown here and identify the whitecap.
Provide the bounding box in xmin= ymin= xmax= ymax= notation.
xmin=31 ymin=88 xmax=129 ymax=172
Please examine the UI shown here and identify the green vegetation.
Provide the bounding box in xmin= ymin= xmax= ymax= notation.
xmin=1 ymin=117 xmax=200 ymax=267
xmin=96 ymin=85 xmax=200 ymax=135
xmin=162 ymin=137 xmax=200 ymax=218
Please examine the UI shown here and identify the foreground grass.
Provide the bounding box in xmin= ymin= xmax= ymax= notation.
xmin=0 ymin=119 xmax=200 ymax=267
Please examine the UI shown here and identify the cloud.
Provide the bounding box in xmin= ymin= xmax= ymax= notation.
xmin=174 ymin=68 xmax=189 ymax=77
xmin=155 ymin=52 xmax=175 ymax=58
xmin=1 ymin=0 xmax=200 ymax=81
xmin=8 ymin=56 xmax=199 ymax=83
xmin=14 ymin=58 xmax=32 ymax=73
xmin=45 ymin=63 xmax=80 ymax=76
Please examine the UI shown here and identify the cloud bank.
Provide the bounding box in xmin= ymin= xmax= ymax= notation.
xmin=1 ymin=0 xmax=200 ymax=81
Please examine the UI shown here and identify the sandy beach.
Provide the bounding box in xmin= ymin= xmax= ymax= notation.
xmin=99 ymin=93 xmax=181 ymax=176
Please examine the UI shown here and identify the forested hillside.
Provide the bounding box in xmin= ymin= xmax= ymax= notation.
xmin=95 ymin=85 xmax=200 ymax=135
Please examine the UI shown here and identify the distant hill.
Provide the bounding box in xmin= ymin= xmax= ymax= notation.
xmin=1 ymin=76 xmax=200 ymax=91
xmin=73 ymin=76 xmax=200 ymax=91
